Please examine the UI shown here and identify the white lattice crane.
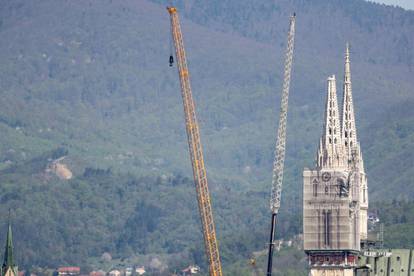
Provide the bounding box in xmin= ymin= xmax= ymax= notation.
xmin=266 ymin=14 xmax=296 ymax=276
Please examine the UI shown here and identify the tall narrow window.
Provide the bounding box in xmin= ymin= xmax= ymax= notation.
xmin=354 ymin=214 xmax=357 ymax=249
xmin=313 ymin=183 xmax=318 ymax=197
xmin=327 ymin=211 xmax=331 ymax=246
xmin=323 ymin=211 xmax=327 ymax=246
xmin=324 ymin=210 xmax=331 ymax=247
xmin=317 ymin=210 xmax=321 ymax=248
xmin=363 ymin=189 xmax=366 ymax=203
xmin=323 ymin=211 xmax=331 ymax=247
xmin=336 ymin=210 xmax=340 ymax=248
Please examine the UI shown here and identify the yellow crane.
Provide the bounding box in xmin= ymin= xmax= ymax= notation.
xmin=167 ymin=7 xmax=223 ymax=276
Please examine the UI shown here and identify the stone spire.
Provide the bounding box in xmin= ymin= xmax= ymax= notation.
xmin=2 ymin=212 xmax=17 ymax=276
xmin=340 ymin=43 xmax=368 ymax=242
xmin=341 ymin=43 xmax=358 ymax=161
xmin=317 ymin=75 xmax=345 ymax=168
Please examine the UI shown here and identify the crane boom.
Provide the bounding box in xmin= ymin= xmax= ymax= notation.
xmin=167 ymin=7 xmax=223 ymax=276
xmin=266 ymin=14 xmax=296 ymax=276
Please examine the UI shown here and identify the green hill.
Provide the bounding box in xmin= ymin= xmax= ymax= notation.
xmin=0 ymin=0 xmax=413 ymax=274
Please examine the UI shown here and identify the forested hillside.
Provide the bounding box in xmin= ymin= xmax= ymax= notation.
xmin=0 ymin=0 xmax=412 ymax=274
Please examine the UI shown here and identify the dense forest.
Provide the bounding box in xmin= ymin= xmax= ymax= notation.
xmin=0 ymin=0 xmax=413 ymax=274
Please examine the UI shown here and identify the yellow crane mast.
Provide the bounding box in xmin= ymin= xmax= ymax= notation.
xmin=167 ymin=7 xmax=223 ymax=276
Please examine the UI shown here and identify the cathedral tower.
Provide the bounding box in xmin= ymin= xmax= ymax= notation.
xmin=303 ymin=44 xmax=368 ymax=275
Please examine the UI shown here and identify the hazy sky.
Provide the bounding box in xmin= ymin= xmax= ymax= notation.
xmin=369 ymin=0 xmax=414 ymax=10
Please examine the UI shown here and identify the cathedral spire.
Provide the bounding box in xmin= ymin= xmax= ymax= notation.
xmin=317 ymin=75 xmax=345 ymax=168
xmin=2 ymin=211 xmax=17 ymax=276
xmin=3 ymin=212 xmax=14 ymax=269
xmin=341 ymin=43 xmax=358 ymax=161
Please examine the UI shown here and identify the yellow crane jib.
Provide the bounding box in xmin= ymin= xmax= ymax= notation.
xmin=167 ymin=7 xmax=223 ymax=276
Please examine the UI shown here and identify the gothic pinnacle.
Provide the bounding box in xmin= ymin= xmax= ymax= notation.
xmin=317 ymin=75 xmax=345 ymax=168
xmin=341 ymin=43 xmax=358 ymax=159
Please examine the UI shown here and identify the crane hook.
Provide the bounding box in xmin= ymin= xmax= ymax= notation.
xmin=169 ymin=55 xmax=174 ymax=67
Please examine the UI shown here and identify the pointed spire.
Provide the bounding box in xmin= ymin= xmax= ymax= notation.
xmin=3 ymin=210 xmax=15 ymax=271
xmin=344 ymin=43 xmax=352 ymax=84
xmin=341 ymin=43 xmax=358 ymax=164
xmin=317 ymin=75 xmax=345 ymax=168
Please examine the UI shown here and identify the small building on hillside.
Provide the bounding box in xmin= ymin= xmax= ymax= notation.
xmin=124 ymin=268 xmax=132 ymax=276
xmin=57 ymin=267 xmax=80 ymax=276
xmin=135 ymin=267 xmax=145 ymax=275
xmin=108 ymin=270 xmax=120 ymax=276
xmin=89 ymin=271 xmax=105 ymax=276
xmin=181 ymin=265 xmax=200 ymax=275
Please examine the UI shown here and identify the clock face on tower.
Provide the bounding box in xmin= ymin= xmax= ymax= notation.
xmin=322 ymin=172 xmax=331 ymax=182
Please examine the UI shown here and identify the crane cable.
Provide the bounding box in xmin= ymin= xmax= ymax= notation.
xmin=168 ymin=0 xmax=174 ymax=66
xmin=169 ymin=31 xmax=174 ymax=66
